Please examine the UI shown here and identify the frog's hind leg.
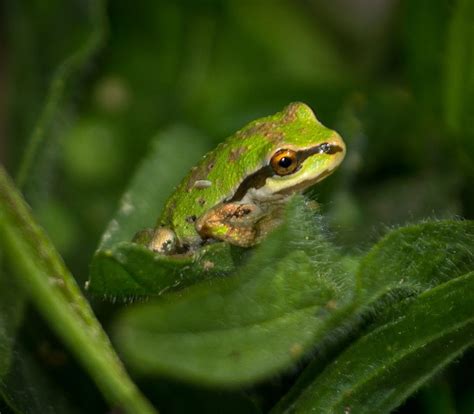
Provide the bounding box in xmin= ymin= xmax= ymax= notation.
xmin=195 ymin=202 xmax=265 ymax=247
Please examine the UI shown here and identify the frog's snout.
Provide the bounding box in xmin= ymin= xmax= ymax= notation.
xmin=329 ymin=131 xmax=345 ymax=151
xmin=328 ymin=131 xmax=346 ymax=164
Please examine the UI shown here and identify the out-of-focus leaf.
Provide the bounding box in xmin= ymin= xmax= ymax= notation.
xmin=144 ymin=379 xmax=262 ymax=414
xmin=7 ymin=0 xmax=107 ymax=195
xmin=0 ymin=333 xmax=82 ymax=414
xmin=417 ymin=381 xmax=456 ymax=414
xmin=113 ymin=198 xmax=357 ymax=387
xmin=62 ymin=118 xmax=124 ymax=186
xmin=444 ymin=0 xmax=474 ymax=130
xmin=274 ymin=271 xmax=474 ymax=414
xmin=88 ymin=125 xmax=236 ymax=298
xmin=0 ymin=167 xmax=156 ymax=414
xmin=403 ymin=0 xmax=451 ymax=113
xmin=0 ymin=271 xmax=24 ymax=378
xmin=228 ymin=1 xmax=346 ymax=85
xmin=444 ymin=0 xmax=474 ymax=156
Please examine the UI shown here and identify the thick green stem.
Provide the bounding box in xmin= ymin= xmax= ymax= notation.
xmin=0 ymin=165 xmax=157 ymax=414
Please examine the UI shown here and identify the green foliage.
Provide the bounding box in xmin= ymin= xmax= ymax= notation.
xmin=111 ymin=203 xmax=473 ymax=393
xmin=113 ymin=199 xmax=356 ymax=386
xmin=1 ymin=1 xmax=110 ymax=412
xmin=1 ymin=0 xmax=474 ymax=413
xmin=445 ymin=0 xmax=474 ymax=136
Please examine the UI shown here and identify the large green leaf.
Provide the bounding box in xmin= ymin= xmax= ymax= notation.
xmin=114 ymin=216 xmax=474 ymax=392
xmin=113 ymin=198 xmax=358 ymax=386
xmin=274 ymin=271 xmax=474 ymax=413
xmin=0 ymin=167 xmax=155 ymax=414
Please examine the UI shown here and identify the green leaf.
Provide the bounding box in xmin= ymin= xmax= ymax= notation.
xmin=90 ymin=240 xmax=237 ymax=298
xmin=0 ymin=167 xmax=156 ymax=414
xmin=403 ymin=0 xmax=451 ymax=114
xmin=274 ymin=271 xmax=474 ymax=414
xmin=358 ymin=220 xmax=474 ymax=302
xmin=144 ymin=379 xmax=262 ymax=414
xmin=273 ymin=219 xmax=474 ymax=413
xmin=10 ymin=0 xmax=107 ymax=193
xmin=113 ymin=198 xmax=358 ymax=387
xmin=0 ymin=270 xmax=25 ymax=379
xmin=112 ymin=210 xmax=474 ymax=391
xmin=0 ymin=331 xmax=82 ymax=414
xmin=88 ymin=125 xmax=234 ymax=298
xmin=228 ymin=1 xmax=346 ymax=85
xmin=444 ymin=0 xmax=474 ymax=139
xmin=417 ymin=381 xmax=457 ymax=414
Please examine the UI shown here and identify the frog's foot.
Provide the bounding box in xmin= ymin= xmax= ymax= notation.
xmin=195 ymin=203 xmax=264 ymax=247
xmin=148 ymin=227 xmax=177 ymax=254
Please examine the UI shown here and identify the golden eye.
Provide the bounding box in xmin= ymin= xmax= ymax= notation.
xmin=270 ymin=149 xmax=298 ymax=176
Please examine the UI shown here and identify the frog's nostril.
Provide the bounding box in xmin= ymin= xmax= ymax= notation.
xmin=319 ymin=143 xmax=331 ymax=153
xmin=318 ymin=142 xmax=343 ymax=155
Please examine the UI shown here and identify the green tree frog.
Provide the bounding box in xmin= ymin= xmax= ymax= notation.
xmin=145 ymin=102 xmax=345 ymax=254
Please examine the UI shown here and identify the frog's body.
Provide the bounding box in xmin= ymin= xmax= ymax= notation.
xmin=147 ymin=102 xmax=345 ymax=254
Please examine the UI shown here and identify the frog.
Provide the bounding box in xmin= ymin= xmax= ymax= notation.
xmin=142 ymin=102 xmax=346 ymax=255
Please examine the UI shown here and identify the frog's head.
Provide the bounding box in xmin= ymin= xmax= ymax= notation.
xmin=234 ymin=102 xmax=345 ymax=202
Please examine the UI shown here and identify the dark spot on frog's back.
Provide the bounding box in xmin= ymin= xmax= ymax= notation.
xmin=238 ymin=121 xmax=284 ymax=143
xmin=283 ymin=102 xmax=299 ymax=122
xmin=228 ymin=146 xmax=247 ymax=162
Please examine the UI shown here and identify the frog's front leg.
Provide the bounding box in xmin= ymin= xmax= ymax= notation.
xmin=196 ymin=202 xmax=281 ymax=247
xmin=195 ymin=203 xmax=261 ymax=247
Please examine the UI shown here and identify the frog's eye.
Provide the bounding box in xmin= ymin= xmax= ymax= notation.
xmin=270 ymin=149 xmax=299 ymax=176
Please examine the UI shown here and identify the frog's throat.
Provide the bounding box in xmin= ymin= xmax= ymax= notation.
xmin=229 ymin=143 xmax=344 ymax=202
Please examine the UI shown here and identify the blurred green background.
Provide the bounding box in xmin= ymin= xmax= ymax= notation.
xmin=1 ymin=0 xmax=473 ymax=412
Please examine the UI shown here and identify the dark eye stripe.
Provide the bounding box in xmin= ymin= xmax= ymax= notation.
xmin=229 ymin=143 xmax=342 ymax=202
xmin=297 ymin=143 xmax=343 ymax=163
xmin=229 ymin=165 xmax=273 ymax=202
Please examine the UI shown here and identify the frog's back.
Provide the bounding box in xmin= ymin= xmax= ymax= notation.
xmin=159 ymin=130 xmax=272 ymax=245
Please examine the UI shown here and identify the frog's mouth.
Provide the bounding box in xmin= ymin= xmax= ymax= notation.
xmin=274 ymin=167 xmax=334 ymax=196
xmin=229 ymin=140 xmax=345 ymax=202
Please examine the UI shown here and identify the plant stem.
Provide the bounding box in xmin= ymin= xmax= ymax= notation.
xmin=0 ymin=165 xmax=157 ymax=414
